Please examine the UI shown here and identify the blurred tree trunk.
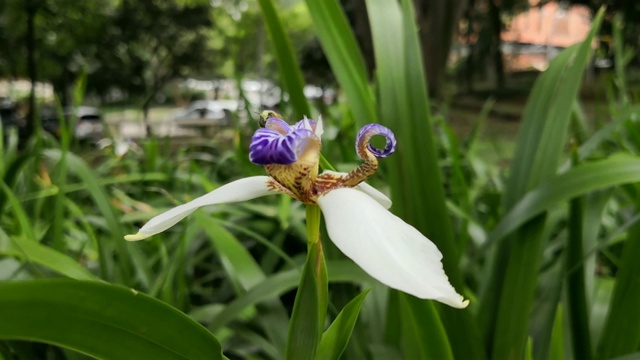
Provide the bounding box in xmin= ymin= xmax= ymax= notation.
xmin=142 ymin=97 xmax=153 ymax=137
xmin=413 ymin=0 xmax=466 ymax=99
xmin=463 ymin=0 xmax=477 ymax=92
xmin=25 ymin=0 xmax=39 ymax=139
xmin=488 ymin=0 xmax=505 ymax=89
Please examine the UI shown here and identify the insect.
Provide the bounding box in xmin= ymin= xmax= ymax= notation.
xmin=258 ymin=110 xmax=282 ymax=128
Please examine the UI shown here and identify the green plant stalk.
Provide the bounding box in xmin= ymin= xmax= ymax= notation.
xmin=51 ymin=150 xmax=68 ymax=251
xmin=549 ymin=305 xmax=565 ymax=360
xmin=566 ymin=195 xmax=592 ymax=360
xmin=596 ymin=221 xmax=640 ymax=359
xmin=285 ymin=205 xmax=328 ymax=359
xmin=306 ymin=205 xmax=322 ymax=245
xmin=563 ymin=144 xmax=592 ymax=360
xmin=491 ymin=217 xmax=545 ymax=359
xmin=306 ymin=205 xmax=328 ymax=328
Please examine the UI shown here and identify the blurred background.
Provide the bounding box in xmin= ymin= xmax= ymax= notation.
xmin=1 ymin=0 xmax=637 ymax=143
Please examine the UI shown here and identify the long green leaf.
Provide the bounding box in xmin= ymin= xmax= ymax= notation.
xmin=488 ymin=155 xmax=640 ymax=245
xmin=0 ymin=280 xmax=223 ymax=360
xmin=304 ymin=0 xmax=376 ymax=128
xmin=484 ymin=10 xmax=605 ymax=359
xmin=317 ymin=289 xmax=370 ymax=360
xmin=257 ymin=0 xmax=311 ymax=118
xmin=366 ymin=0 xmax=483 ymax=357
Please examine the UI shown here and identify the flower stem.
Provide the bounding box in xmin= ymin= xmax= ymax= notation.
xmin=306 ymin=204 xmax=322 ymax=244
xmin=285 ymin=205 xmax=328 ymax=359
xmin=319 ymin=154 xmax=336 ymax=172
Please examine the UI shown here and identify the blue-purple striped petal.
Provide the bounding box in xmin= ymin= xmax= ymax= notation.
xmin=264 ymin=117 xmax=292 ymax=135
xmin=249 ymin=127 xmax=316 ymax=165
xmin=293 ymin=118 xmax=317 ymax=131
xmin=356 ymin=124 xmax=397 ymax=158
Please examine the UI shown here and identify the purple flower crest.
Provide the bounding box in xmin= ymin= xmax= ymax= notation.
xmin=356 ymin=124 xmax=396 ymax=158
xmin=249 ymin=117 xmax=318 ymax=165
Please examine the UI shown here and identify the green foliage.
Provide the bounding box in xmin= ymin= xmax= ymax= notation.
xmin=317 ymin=289 xmax=370 ymax=360
xmin=0 ymin=280 xmax=223 ymax=360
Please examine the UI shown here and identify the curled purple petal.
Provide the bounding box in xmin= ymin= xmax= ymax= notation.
xmin=356 ymin=124 xmax=396 ymax=158
xmin=249 ymin=127 xmax=316 ymax=165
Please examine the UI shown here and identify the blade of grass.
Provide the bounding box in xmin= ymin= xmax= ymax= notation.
xmin=317 ymin=289 xmax=370 ymax=360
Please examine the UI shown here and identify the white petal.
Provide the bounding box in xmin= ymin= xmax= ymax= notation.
xmin=125 ymin=176 xmax=277 ymax=241
xmin=114 ymin=140 xmax=130 ymax=157
xmin=319 ymin=170 xmax=392 ymax=209
xmin=315 ymin=116 xmax=324 ymax=137
xmin=355 ymin=182 xmax=392 ymax=209
xmin=302 ymin=116 xmax=313 ymax=131
xmin=317 ymin=188 xmax=468 ymax=308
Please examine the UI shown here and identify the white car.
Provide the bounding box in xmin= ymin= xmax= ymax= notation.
xmin=174 ymin=100 xmax=237 ymax=126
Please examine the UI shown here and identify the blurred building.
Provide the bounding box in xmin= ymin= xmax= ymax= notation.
xmin=501 ymin=0 xmax=593 ymax=71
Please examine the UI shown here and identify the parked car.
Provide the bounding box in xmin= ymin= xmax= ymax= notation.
xmin=173 ymin=100 xmax=237 ymax=126
xmin=0 ymin=98 xmax=23 ymax=131
xmin=41 ymin=106 xmax=104 ymax=141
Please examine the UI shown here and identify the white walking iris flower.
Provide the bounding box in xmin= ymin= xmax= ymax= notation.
xmin=125 ymin=113 xmax=469 ymax=309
